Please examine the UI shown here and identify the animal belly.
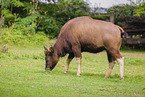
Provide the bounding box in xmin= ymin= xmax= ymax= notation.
xmin=81 ymin=44 xmax=105 ymax=53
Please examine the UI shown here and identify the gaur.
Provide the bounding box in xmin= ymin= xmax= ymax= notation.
xmin=44 ymin=16 xmax=125 ymax=80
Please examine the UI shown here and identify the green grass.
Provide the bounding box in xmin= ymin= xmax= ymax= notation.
xmin=0 ymin=45 xmax=145 ymax=97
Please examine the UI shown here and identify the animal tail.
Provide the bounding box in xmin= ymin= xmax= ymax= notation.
xmin=116 ymin=25 xmax=128 ymax=38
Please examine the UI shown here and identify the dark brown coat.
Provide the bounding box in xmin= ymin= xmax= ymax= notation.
xmin=44 ymin=16 xmax=124 ymax=80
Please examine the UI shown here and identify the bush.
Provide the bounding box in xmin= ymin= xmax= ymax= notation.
xmin=12 ymin=15 xmax=37 ymax=35
xmin=0 ymin=28 xmax=48 ymax=45
xmin=2 ymin=9 xmax=15 ymax=26
xmin=37 ymin=16 xmax=61 ymax=39
xmin=11 ymin=13 xmax=61 ymax=39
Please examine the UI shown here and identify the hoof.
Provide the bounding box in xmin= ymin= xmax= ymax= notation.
xmin=121 ymin=77 xmax=124 ymax=80
xmin=64 ymin=71 xmax=67 ymax=74
xmin=105 ymin=76 xmax=109 ymax=78
xmin=77 ymin=73 xmax=81 ymax=76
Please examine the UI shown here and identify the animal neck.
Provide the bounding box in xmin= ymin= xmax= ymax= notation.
xmin=53 ymin=38 xmax=67 ymax=58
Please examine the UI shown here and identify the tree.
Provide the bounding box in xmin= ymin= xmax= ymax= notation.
xmin=129 ymin=0 xmax=145 ymax=16
xmin=57 ymin=0 xmax=90 ymax=21
xmin=0 ymin=0 xmax=24 ymax=26
xmin=108 ymin=0 xmax=145 ymax=18
xmin=0 ymin=0 xmax=92 ymax=39
xmin=135 ymin=3 xmax=145 ymax=16
xmin=107 ymin=4 xmax=135 ymax=18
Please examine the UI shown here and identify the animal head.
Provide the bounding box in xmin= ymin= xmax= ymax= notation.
xmin=43 ymin=44 xmax=58 ymax=71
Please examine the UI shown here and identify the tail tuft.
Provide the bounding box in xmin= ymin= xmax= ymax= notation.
xmin=116 ymin=25 xmax=128 ymax=38
xmin=121 ymin=32 xmax=128 ymax=38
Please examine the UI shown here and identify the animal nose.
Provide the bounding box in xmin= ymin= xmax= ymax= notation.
xmin=45 ymin=67 xmax=51 ymax=71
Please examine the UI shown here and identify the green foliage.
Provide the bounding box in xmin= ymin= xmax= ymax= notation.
xmin=108 ymin=0 xmax=145 ymax=17
xmin=56 ymin=0 xmax=90 ymax=22
xmin=11 ymin=0 xmax=24 ymax=7
xmin=2 ymin=9 xmax=14 ymax=18
xmin=0 ymin=0 xmax=25 ymax=26
xmin=2 ymin=30 xmax=23 ymax=44
xmin=128 ymin=0 xmax=145 ymax=16
xmin=107 ymin=4 xmax=135 ymax=18
xmin=0 ymin=0 xmax=94 ymax=40
xmin=12 ymin=15 xmax=37 ymax=35
xmin=2 ymin=9 xmax=15 ymax=25
xmin=57 ymin=0 xmax=90 ymax=14
xmin=0 ymin=28 xmax=47 ymax=45
xmin=0 ymin=0 xmax=23 ymax=8
xmin=135 ymin=3 xmax=145 ymax=16
xmin=37 ymin=16 xmax=61 ymax=39
xmin=1 ymin=0 xmax=144 ymax=42
xmin=0 ymin=0 xmax=11 ymax=8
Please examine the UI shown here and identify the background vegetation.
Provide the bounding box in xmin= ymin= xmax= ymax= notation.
xmin=0 ymin=0 xmax=145 ymax=45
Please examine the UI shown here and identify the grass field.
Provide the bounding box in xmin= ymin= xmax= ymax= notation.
xmin=0 ymin=44 xmax=145 ymax=97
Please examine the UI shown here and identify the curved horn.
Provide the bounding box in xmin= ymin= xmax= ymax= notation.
xmin=43 ymin=43 xmax=48 ymax=50
xmin=50 ymin=42 xmax=53 ymax=47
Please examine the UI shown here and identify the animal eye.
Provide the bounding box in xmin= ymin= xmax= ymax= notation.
xmin=49 ymin=52 xmax=53 ymax=56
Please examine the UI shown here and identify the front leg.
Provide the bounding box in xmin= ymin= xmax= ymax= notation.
xmin=71 ymin=45 xmax=82 ymax=76
xmin=76 ymin=57 xmax=81 ymax=76
xmin=64 ymin=54 xmax=74 ymax=74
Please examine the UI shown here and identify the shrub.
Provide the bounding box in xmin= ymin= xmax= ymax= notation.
xmin=12 ymin=15 xmax=37 ymax=35
xmin=0 ymin=28 xmax=47 ymax=45
xmin=2 ymin=9 xmax=15 ymax=26
xmin=37 ymin=16 xmax=61 ymax=39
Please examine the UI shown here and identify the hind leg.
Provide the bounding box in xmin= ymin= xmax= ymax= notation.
xmin=105 ymin=52 xmax=116 ymax=78
xmin=117 ymin=57 xmax=124 ymax=80
xmin=76 ymin=57 xmax=81 ymax=76
xmin=105 ymin=49 xmax=124 ymax=80
xmin=64 ymin=54 xmax=74 ymax=74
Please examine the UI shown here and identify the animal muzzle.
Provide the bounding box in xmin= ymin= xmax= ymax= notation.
xmin=45 ymin=67 xmax=52 ymax=71
xmin=45 ymin=66 xmax=53 ymax=71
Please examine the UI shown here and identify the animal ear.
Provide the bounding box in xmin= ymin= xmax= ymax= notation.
xmin=44 ymin=49 xmax=49 ymax=55
xmin=43 ymin=43 xmax=50 ymax=55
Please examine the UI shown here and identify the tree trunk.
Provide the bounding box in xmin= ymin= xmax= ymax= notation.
xmin=110 ymin=11 xmax=114 ymax=23
xmin=0 ymin=0 xmax=4 ymax=29
xmin=11 ymin=4 xmax=13 ymax=14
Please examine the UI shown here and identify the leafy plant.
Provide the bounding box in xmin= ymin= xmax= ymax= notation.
xmin=1 ymin=9 xmax=15 ymax=25
xmin=11 ymin=14 xmax=38 ymax=35
xmin=37 ymin=16 xmax=61 ymax=39
xmin=135 ymin=3 xmax=145 ymax=16
xmin=0 ymin=28 xmax=47 ymax=45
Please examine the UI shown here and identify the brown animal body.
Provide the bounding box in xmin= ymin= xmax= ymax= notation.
xmin=44 ymin=16 xmax=124 ymax=80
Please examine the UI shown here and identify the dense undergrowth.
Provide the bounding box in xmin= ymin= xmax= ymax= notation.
xmin=0 ymin=28 xmax=48 ymax=46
